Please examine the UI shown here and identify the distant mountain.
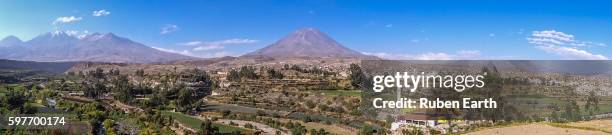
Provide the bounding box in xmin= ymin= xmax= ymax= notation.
xmin=242 ymin=28 xmax=377 ymax=59
xmin=0 ymin=31 xmax=195 ymax=63
xmin=0 ymin=36 xmax=27 ymax=58
xmin=0 ymin=59 xmax=77 ymax=73
xmin=164 ymin=56 xmax=238 ymax=66
xmin=0 ymin=35 xmax=24 ymax=47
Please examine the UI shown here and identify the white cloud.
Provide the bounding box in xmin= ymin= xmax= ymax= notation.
xmin=153 ymin=46 xmax=238 ymax=58
xmin=212 ymin=51 xmax=235 ymax=57
xmin=51 ymin=30 xmax=90 ymax=39
xmin=414 ymin=53 xmax=453 ymax=60
xmin=193 ymin=44 xmax=224 ymax=51
xmin=385 ymin=24 xmax=393 ymax=28
xmin=171 ymin=38 xmax=257 ymax=57
xmin=92 ymin=9 xmax=111 ymax=17
xmin=63 ymin=30 xmax=80 ymax=36
xmin=517 ymin=28 xmax=525 ymax=35
xmin=203 ymin=38 xmax=259 ymax=46
xmin=160 ymin=24 xmax=179 ymax=34
xmin=536 ymin=45 xmax=607 ymax=60
xmin=410 ymin=38 xmax=429 ymax=43
xmin=65 ymin=30 xmax=89 ymax=39
xmin=52 ymin=16 xmax=82 ymax=24
xmin=195 ymin=51 xmax=236 ymax=58
xmin=456 ymin=50 xmax=481 ymax=59
xmin=531 ymin=30 xmax=574 ymax=42
xmin=527 ymin=30 xmax=607 ymax=60
xmin=181 ymin=41 xmax=202 ymax=46
xmin=363 ymin=50 xmax=481 ymax=60
xmin=183 ymin=38 xmax=258 ymax=51
xmin=152 ymin=47 xmax=194 ymax=57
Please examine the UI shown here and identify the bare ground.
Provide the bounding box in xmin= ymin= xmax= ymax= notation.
xmin=465 ymin=123 xmax=608 ymax=135
xmin=564 ymin=120 xmax=612 ymax=133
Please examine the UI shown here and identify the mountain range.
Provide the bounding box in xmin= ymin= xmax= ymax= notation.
xmin=0 ymin=31 xmax=194 ymax=63
xmin=0 ymin=28 xmax=376 ymax=63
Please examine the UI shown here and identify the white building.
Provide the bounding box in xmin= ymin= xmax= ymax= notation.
xmin=391 ymin=114 xmax=437 ymax=131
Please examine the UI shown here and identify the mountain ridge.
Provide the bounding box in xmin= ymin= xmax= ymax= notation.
xmin=0 ymin=31 xmax=195 ymax=63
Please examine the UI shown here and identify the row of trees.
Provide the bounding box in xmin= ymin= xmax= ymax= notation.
xmin=284 ymin=64 xmax=335 ymax=76
xmin=549 ymin=89 xmax=600 ymax=122
xmin=227 ymin=66 xmax=259 ymax=81
xmin=226 ymin=64 xmax=340 ymax=82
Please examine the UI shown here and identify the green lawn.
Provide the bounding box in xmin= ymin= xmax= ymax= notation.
xmin=161 ymin=111 xmax=252 ymax=134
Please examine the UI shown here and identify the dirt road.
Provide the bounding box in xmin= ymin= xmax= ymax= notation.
xmin=217 ymin=119 xmax=289 ymax=135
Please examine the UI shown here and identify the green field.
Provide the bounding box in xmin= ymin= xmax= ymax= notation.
xmin=161 ymin=111 xmax=252 ymax=134
xmin=506 ymin=95 xmax=612 ymax=116
xmin=592 ymin=105 xmax=612 ymax=115
xmin=202 ymin=102 xmax=261 ymax=114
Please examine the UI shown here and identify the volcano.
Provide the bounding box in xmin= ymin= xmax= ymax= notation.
xmin=242 ymin=28 xmax=377 ymax=59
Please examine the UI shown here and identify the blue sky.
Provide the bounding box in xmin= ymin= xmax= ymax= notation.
xmin=1 ymin=0 xmax=611 ymax=59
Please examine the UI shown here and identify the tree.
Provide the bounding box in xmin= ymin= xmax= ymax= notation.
xmin=6 ymin=89 xmax=26 ymax=110
xmin=84 ymin=82 xmax=106 ymax=99
xmin=305 ymin=101 xmax=316 ymax=109
xmin=219 ymin=110 xmax=231 ymax=118
xmin=244 ymin=123 xmax=254 ymax=129
xmin=91 ymin=67 xmax=105 ymax=79
xmin=113 ymin=75 xmax=134 ymax=103
xmin=585 ymin=90 xmax=600 ymax=116
xmin=358 ymin=124 xmax=376 ymax=135
xmin=302 ymin=115 xmax=312 ymax=123
xmin=349 ymin=64 xmax=365 ymax=89
xmin=231 ymin=130 xmax=242 ymax=135
xmin=290 ymin=123 xmax=306 ymax=135
xmin=23 ymin=103 xmax=37 ymax=114
xmin=239 ymin=66 xmax=259 ymax=79
xmin=198 ymin=119 xmax=219 ymax=135
xmin=563 ymin=99 xmax=581 ymax=121
xmin=90 ymin=119 xmax=102 ymax=135
xmin=136 ymin=69 xmax=145 ymax=77
xmin=103 ymin=119 xmax=117 ymax=135
xmin=385 ymin=115 xmax=395 ymax=125
xmin=227 ymin=69 xmax=241 ymax=81
xmin=409 ymin=129 xmax=424 ymax=135
xmin=109 ymin=69 xmax=120 ymax=76
xmin=311 ymin=128 xmax=328 ymax=135
xmin=177 ymin=86 xmax=196 ymax=112
xmin=548 ymin=103 xmax=562 ymax=122
xmin=267 ymin=68 xmax=284 ymax=79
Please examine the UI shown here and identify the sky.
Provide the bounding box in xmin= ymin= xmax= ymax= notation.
xmin=0 ymin=0 xmax=611 ymax=59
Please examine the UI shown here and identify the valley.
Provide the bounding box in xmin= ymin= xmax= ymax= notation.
xmin=1 ymin=29 xmax=611 ymax=135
